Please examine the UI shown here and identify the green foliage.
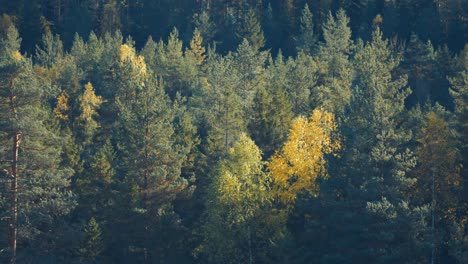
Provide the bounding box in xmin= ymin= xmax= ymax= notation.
xmin=0 ymin=25 xmax=76 ymax=261
xmin=295 ymin=4 xmax=317 ymax=54
xmin=193 ymin=11 xmax=216 ymax=46
xmin=80 ymin=217 xmax=104 ymax=261
xmin=35 ymin=31 xmax=64 ymax=68
xmin=0 ymin=4 xmax=465 ymax=263
xmin=248 ymin=83 xmax=293 ymax=158
xmin=286 ymin=52 xmax=319 ymax=114
xmin=99 ymin=0 xmax=121 ymax=36
xmin=192 ymin=53 xmax=245 ymax=158
xmin=236 ymin=9 xmax=265 ymax=51
xmin=314 ymin=9 xmax=353 ymax=114
xmin=200 ymin=134 xmax=274 ymax=263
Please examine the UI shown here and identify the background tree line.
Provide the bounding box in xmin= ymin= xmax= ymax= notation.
xmin=0 ymin=1 xmax=466 ymax=263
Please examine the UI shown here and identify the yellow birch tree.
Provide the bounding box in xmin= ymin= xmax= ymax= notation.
xmin=268 ymin=108 xmax=341 ymax=206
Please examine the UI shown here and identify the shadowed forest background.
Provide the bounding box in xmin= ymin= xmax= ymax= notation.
xmin=0 ymin=0 xmax=466 ymax=263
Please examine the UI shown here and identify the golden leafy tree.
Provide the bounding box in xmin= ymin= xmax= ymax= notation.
xmin=202 ymin=133 xmax=273 ymax=263
xmin=268 ymin=108 xmax=341 ymax=205
xmin=119 ymin=44 xmax=147 ymax=77
xmin=54 ymin=91 xmax=70 ymax=120
xmin=79 ymin=82 xmax=104 ymax=136
xmin=188 ymin=28 xmax=206 ymax=65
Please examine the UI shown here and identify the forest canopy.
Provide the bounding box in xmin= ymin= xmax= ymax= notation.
xmin=0 ymin=1 xmax=466 ymax=263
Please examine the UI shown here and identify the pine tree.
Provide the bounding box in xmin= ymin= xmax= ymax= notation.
xmin=401 ymin=33 xmax=436 ymax=105
xmin=447 ymin=45 xmax=468 ymax=263
xmin=248 ymin=83 xmax=293 ymax=158
xmin=0 ymin=26 xmax=75 ymax=262
xmin=75 ymin=138 xmax=116 ymax=221
xmin=99 ymin=0 xmax=121 ymax=35
xmin=341 ymin=28 xmax=429 ymax=262
xmin=35 ymin=31 xmax=64 ymax=68
xmin=187 ymin=28 xmax=206 ymax=65
xmin=233 ymin=39 xmax=269 ymax=110
xmin=193 ymin=10 xmax=216 ymax=46
xmin=145 ymin=28 xmax=199 ymax=98
xmin=192 ymin=53 xmax=245 ymax=158
xmin=286 ymin=52 xmax=319 ymax=115
xmin=110 ymin=47 xmax=193 ymax=261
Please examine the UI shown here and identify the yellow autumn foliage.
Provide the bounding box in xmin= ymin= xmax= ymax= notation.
xmin=268 ymin=108 xmax=341 ymax=206
xmin=188 ymin=28 xmax=206 ymax=65
xmin=11 ymin=50 xmax=22 ymax=61
xmin=215 ymin=133 xmax=271 ymax=223
xmin=79 ymin=82 xmax=104 ymax=132
xmin=119 ymin=44 xmax=147 ymax=77
xmin=54 ymin=91 xmax=70 ymax=120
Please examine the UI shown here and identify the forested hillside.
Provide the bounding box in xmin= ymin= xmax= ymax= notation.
xmin=0 ymin=1 xmax=466 ymax=263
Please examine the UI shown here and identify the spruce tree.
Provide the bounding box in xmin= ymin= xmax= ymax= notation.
xmin=295 ymin=3 xmax=317 ymax=55
xmin=236 ymin=9 xmax=265 ymax=51
xmin=314 ymin=9 xmax=353 ymax=114
xmin=79 ymin=217 xmax=104 ymax=262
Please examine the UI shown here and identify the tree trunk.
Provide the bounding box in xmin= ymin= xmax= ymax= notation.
xmin=248 ymin=224 xmax=253 ymax=264
xmin=10 ymin=132 xmax=21 ymax=264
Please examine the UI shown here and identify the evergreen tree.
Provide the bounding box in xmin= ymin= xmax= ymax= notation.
xmin=192 ymin=52 xmax=245 ymax=159
xmin=295 ymin=3 xmax=317 ymax=55
xmin=414 ymin=110 xmax=463 ymax=263
xmin=78 ymin=82 xmax=104 ymax=143
xmin=75 ymin=138 xmax=116 ymax=222
xmin=233 ymin=39 xmax=269 ymax=111
xmin=342 ymin=28 xmax=430 ymax=262
xmin=193 ymin=10 xmax=216 ymax=46
xmin=314 ymin=9 xmax=353 ymax=114
xmin=290 ymin=28 xmax=431 ymax=263
xmin=0 ymin=26 xmax=75 ymax=262
xmin=187 ymin=28 xmax=206 ymax=66
xmin=286 ymin=52 xmax=319 ymax=115
xmin=109 ymin=44 xmax=194 ymax=262
xmin=145 ymin=28 xmax=199 ymax=98
xmin=400 ymin=33 xmax=436 ymax=106
xmin=79 ymin=217 xmax=104 ymax=262
xmin=99 ymin=0 xmax=121 ymax=36
xmin=236 ymin=9 xmax=265 ymax=51
xmin=248 ymin=83 xmax=293 ymax=158
xmin=448 ymin=45 xmax=468 ymax=263
xmin=35 ymin=30 xmax=64 ymax=68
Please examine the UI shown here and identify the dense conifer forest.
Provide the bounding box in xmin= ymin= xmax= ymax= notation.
xmin=0 ymin=0 xmax=466 ymax=263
